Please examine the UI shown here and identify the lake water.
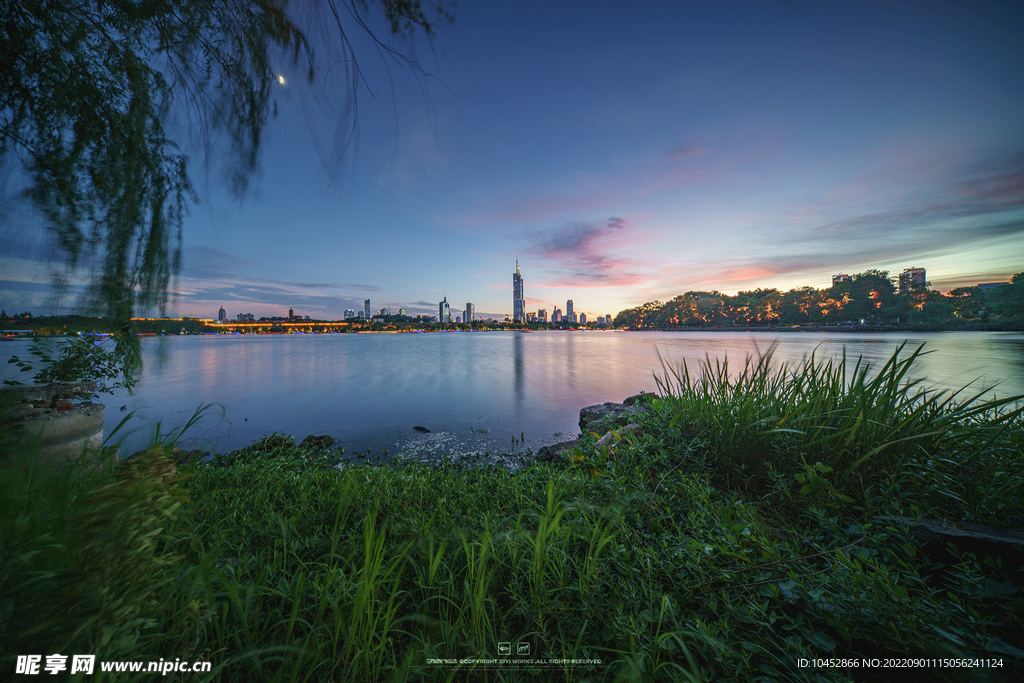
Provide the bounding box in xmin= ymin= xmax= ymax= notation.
xmin=4 ymin=330 xmax=1023 ymax=464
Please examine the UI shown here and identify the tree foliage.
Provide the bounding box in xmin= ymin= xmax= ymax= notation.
xmin=1 ymin=0 xmax=453 ymax=380
xmin=615 ymin=270 xmax=1024 ymax=329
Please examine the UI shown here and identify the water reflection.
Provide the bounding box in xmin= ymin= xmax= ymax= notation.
xmin=3 ymin=330 xmax=1022 ymax=459
xmin=513 ymin=332 xmax=524 ymax=411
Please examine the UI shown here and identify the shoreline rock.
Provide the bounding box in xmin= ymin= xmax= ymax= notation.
xmin=875 ymin=516 xmax=1024 ymax=568
xmin=537 ymin=393 xmax=656 ymax=465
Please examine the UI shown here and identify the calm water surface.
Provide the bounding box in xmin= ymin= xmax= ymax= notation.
xmin=4 ymin=330 xmax=1023 ymax=462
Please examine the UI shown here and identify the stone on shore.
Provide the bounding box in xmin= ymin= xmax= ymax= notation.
xmin=623 ymin=392 xmax=657 ymax=407
xmin=300 ymin=435 xmax=337 ymax=450
xmin=594 ymin=423 xmax=643 ymax=454
xmin=579 ymin=397 xmax=653 ymax=433
xmin=875 ymin=516 xmax=1024 ymax=568
xmin=253 ymin=435 xmax=290 ymax=452
xmin=535 ymin=438 xmax=583 ymax=465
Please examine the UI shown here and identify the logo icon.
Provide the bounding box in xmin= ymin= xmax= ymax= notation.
xmin=498 ymin=642 xmax=511 ymax=656
xmin=517 ymin=642 xmax=530 ymax=656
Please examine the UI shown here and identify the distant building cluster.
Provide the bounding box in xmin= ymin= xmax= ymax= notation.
xmin=506 ymin=263 xmax=607 ymax=327
xmin=832 ymin=267 xmax=930 ymax=295
xmin=211 ymin=260 xmax=616 ymax=325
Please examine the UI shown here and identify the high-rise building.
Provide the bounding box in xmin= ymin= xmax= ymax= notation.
xmin=465 ymin=303 xmax=474 ymax=323
xmin=399 ymin=308 xmax=407 ymax=316
xmin=218 ymin=306 xmax=226 ymax=322
xmin=538 ymin=308 xmax=547 ymax=322
xmin=566 ymin=300 xmax=575 ymax=324
xmin=288 ymin=307 xmax=294 ymax=320
xmin=832 ymin=274 xmax=852 ymax=286
xmin=579 ymin=313 xmax=587 ymax=325
xmin=552 ymin=307 xmax=562 ymax=323
xmin=439 ymin=296 xmax=451 ymax=323
xmin=364 ymin=299 xmax=371 ymax=319
xmin=899 ymin=267 xmax=926 ymax=294
xmin=344 ymin=309 xmax=356 ymax=319
xmin=513 ymin=260 xmax=526 ymax=323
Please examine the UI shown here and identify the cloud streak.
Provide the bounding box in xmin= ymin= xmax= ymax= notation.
xmin=527 ymin=216 xmax=649 ymax=288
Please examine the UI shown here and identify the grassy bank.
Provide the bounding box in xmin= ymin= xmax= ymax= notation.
xmin=2 ymin=345 xmax=1022 ymax=681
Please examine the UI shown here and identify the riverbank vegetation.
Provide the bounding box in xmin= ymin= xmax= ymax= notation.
xmin=2 ymin=346 xmax=1022 ymax=681
xmin=615 ymin=270 xmax=1024 ymax=330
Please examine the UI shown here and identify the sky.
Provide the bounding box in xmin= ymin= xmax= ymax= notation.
xmin=2 ymin=0 xmax=1023 ymax=321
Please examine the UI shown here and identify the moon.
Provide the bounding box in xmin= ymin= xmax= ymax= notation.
xmin=277 ymin=75 xmax=286 ymax=85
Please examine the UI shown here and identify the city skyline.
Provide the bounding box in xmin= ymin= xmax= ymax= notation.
xmin=1 ymin=1 xmax=1022 ymax=319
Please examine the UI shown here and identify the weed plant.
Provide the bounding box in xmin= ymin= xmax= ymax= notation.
xmin=2 ymin=345 xmax=1022 ymax=681
xmin=651 ymin=342 xmax=1024 ymax=525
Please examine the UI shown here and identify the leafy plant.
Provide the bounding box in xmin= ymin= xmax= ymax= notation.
xmin=5 ymin=335 xmax=137 ymax=395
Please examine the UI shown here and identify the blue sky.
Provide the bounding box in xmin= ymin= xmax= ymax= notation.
xmin=2 ymin=0 xmax=1022 ymax=320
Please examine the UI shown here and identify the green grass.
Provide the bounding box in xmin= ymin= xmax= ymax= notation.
xmin=2 ymin=345 xmax=1022 ymax=681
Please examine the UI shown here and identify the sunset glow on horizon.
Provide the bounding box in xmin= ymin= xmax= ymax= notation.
xmin=1 ymin=0 xmax=1022 ymax=321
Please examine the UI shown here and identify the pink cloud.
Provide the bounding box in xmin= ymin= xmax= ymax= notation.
xmin=526 ymin=216 xmax=651 ymax=289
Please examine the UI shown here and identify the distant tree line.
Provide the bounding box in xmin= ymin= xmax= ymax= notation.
xmin=614 ymin=270 xmax=1024 ymax=329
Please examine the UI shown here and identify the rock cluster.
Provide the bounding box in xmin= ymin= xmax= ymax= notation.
xmin=300 ymin=435 xmax=337 ymax=450
xmin=536 ymin=392 xmax=656 ymax=465
xmin=0 ymin=381 xmax=105 ymax=465
xmin=0 ymin=381 xmax=100 ymax=420
xmin=875 ymin=516 xmax=1024 ymax=569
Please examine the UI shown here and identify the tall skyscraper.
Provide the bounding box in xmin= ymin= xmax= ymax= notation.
xmin=579 ymin=312 xmax=587 ymax=325
xmin=364 ymin=299 xmax=371 ymax=319
xmin=218 ymin=306 xmax=226 ymax=322
xmin=288 ymin=307 xmax=294 ymax=320
xmin=439 ymin=296 xmax=451 ymax=323
xmin=344 ymin=309 xmax=355 ymax=319
xmin=513 ymin=260 xmax=525 ymax=323
xmin=465 ymin=303 xmax=474 ymax=323
xmin=538 ymin=308 xmax=547 ymax=322
xmin=552 ymin=307 xmax=562 ymax=323
xmin=566 ymin=300 xmax=575 ymax=324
